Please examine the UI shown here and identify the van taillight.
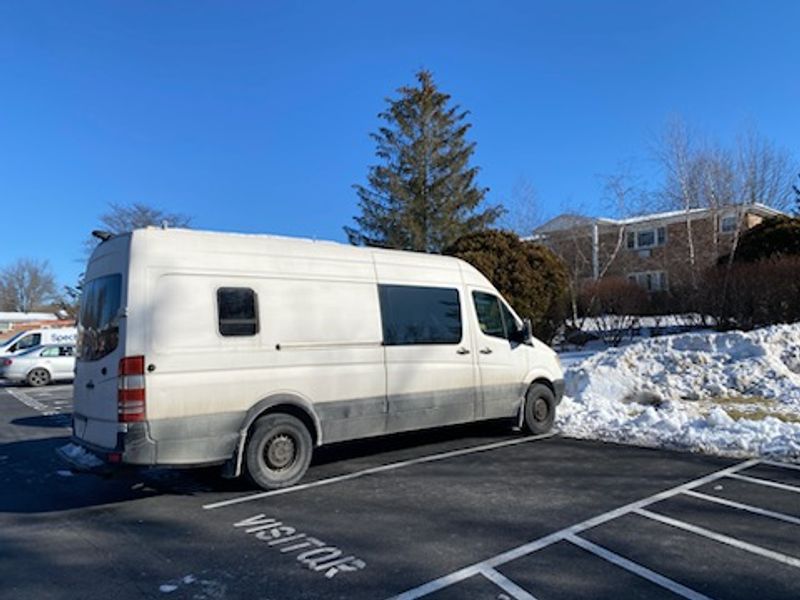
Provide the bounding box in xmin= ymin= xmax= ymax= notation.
xmin=2 ymin=359 xmax=11 ymax=366
xmin=118 ymin=356 xmax=146 ymax=422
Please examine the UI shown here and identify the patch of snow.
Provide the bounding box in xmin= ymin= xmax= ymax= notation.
xmin=557 ymin=324 xmax=800 ymax=460
xmin=158 ymin=574 xmax=225 ymax=598
xmin=58 ymin=443 xmax=104 ymax=468
xmin=56 ymin=469 xmax=73 ymax=477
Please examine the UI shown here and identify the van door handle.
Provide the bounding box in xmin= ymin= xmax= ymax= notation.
xmin=456 ymin=347 xmax=471 ymax=355
xmin=86 ymin=381 xmax=95 ymax=389
xmin=479 ymin=347 xmax=493 ymax=355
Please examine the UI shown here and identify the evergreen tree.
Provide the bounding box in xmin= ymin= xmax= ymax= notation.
xmin=793 ymin=172 xmax=800 ymax=216
xmin=345 ymin=70 xmax=502 ymax=252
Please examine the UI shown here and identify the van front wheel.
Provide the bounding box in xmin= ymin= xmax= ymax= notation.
xmin=244 ymin=413 xmax=313 ymax=490
xmin=522 ymin=383 xmax=556 ymax=434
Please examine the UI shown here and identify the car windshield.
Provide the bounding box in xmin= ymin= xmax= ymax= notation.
xmin=78 ymin=274 xmax=122 ymax=361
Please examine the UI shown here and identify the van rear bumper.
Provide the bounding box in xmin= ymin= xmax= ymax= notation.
xmin=66 ymin=421 xmax=157 ymax=469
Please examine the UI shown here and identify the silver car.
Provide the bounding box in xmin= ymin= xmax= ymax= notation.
xmin=0 ymin=344 xmax=76 ymax=386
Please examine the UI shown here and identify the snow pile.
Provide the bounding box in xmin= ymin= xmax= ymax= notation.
xmin=557 ymin=324 xmax=800 ymax=459
xmin=57 ymin=443 xmax=104 ymax=469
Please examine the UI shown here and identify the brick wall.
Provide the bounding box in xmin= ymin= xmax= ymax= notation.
xmin=540 ymin=209 xmax=764 ymax=293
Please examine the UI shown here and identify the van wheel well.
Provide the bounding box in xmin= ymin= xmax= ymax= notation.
xmin=254 ymin=404 xmax=318 ymax=446
xmin=531 ymin=378 xmax=554 ymax=395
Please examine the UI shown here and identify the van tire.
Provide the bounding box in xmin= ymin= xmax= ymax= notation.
xmin=27 ymin=368 xmax=51 ymax=387
xmin=522 ymin=383 xmax=555 ymax=434
xmin=244 ymin=413 xmax=313 ymax=490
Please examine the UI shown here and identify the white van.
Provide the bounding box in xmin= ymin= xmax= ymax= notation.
xmin=0 ymin=327 xmax=77 ymax=356
xmin=66 ymin=228 xmax=564 ymax=489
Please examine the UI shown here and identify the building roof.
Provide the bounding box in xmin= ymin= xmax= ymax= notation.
xmin=533 ymin=203 xmax=786 ymax=234
xmin=0 ymin=312 xmax=59 ymax=322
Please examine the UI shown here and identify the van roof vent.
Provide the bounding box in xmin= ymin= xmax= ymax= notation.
xmin=91 ymin=230 xmax=114 ymax=242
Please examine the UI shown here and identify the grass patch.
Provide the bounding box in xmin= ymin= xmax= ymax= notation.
xmin=724 ymin=408 xmax=800 ymax=423
xmin=711 ymin=395 xmax=776 ymax=406
xmin=701 ymin=394 xmax=799 ymax=423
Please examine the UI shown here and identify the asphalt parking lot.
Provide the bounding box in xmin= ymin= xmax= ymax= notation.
xmin=1 ymin=383 xmax=799 ymax=599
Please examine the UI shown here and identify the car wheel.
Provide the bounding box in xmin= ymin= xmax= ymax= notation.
xmin=27 ymin=368 xmax=51 ymax=387
xmin=244 ymin=413 xmax=313 ymax=490
xmin=522 ymin=382 xmax=556 ymax=434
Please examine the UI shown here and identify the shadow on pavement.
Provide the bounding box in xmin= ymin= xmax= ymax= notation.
xmin=11 ymin=414 xmax=72 ymax=428
xmin=0 ymin=435 xmax=237 ymax=514
xmin=0 ymin=420 xmax=517 ymax=514
xmin=311 ymin=418 xmax=516 ymax=466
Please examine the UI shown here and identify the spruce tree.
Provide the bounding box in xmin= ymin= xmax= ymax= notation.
xmin=345 ymin=70 xmax=502 ymax=252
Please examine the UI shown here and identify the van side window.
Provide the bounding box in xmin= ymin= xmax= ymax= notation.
xmin=473 ymin=292 xmax=506 ymax=338
xmin=379 ymin=285 xmax=462 ymax=345
xmin=500 ymin=302 xmax=521 ymax=337
xmin=217 ymin=288 xmax=259 ymax=336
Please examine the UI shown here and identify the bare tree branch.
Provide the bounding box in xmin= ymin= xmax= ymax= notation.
xmin=0 ymin=258 xmax=58 ymax=312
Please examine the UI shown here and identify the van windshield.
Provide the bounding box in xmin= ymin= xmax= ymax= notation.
xmin=1 ymin=331 xmax=40 ymax=353
xmin=78 ymin=274 xmax=122 ymax=361
xmin=1 ymin=331 xmax=26 ymax=349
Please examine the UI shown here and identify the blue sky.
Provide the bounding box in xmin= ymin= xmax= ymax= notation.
xmin=1 ymin=1 xmax=798 ymax=288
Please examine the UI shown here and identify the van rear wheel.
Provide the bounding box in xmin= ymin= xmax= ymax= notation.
xmin=522 ymin=383 xmax=556 ymax=434
xmin=244 ymin=413 xmax=313 ymax=490
xmin=27 ymin=368 xmax=51 ymax=387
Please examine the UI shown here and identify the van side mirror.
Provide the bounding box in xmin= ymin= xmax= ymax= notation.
xmin=522 ymin=318 xmax=533 ymax=343
xmin=510 ymin=319 xmax=533 ymax=344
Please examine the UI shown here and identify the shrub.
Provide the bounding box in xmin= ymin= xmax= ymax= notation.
xmin=444 ymin=230 xmax=569 ymax=343
xmin=721 ymin=215 xmax=800 ymax=264
xmin=700 ymin=256 xmax=800 ymax=329
xmin=578 ymin=277 xmax=649 ymax=346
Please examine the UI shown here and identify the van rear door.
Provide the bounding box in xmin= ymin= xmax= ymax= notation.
xmin=73 ymin=264 xmax=127 ymax=450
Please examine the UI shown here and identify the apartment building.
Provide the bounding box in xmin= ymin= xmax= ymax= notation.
xmin=532 ymin=203 xmax=785 ymax=293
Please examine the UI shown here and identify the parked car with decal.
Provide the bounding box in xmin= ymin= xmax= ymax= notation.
xmin=0 ymin=327 xmax=77 ymax=356
xmin=1 ymin=344 xmax=76 ymax=386
xmin=63 ymin=227 xmax=564 ymax=489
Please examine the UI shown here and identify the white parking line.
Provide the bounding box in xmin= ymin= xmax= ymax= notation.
xmin=479 ymin=567 xmax=539 ymax=600
xmin=565 ymin=534 xmax=713 ymax=600
xmin=387 ymin=459 xmax=759 ymax=599
xmin=203 ymin=433 xmax=555 ymax=510
xmin=6 ymin=388 xmax=56 ymax=415
xmin=635 ymin=508 xmax=800 ymax=569
xmin=683 ymin=490 xmax=800 ymax=526
xmin=727 ymin=473 xmax=800 ymax=494
xmin=762 ymin=460 xmax=800 ymax=472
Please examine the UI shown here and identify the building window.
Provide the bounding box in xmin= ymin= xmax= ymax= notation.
xmin=720 ymin=215 xmax=738 ymax=233
xmin=627 ymin=227 xmax=666 ymax=250
xmin=379 ymin=285 xmax=462 ymax=345
xmin=628 ymin=271 xmax=668 ymax=292
xmin=217 ymin=287 xmax=259 ymax=336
